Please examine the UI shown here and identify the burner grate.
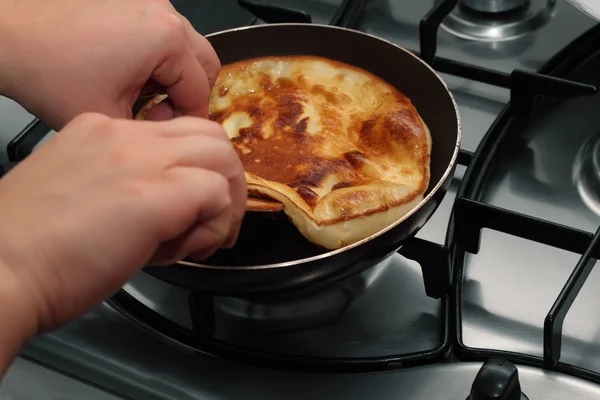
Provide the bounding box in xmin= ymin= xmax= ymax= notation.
xmin=447 ymin=18 xmax=600 ymax=384
xmin=110 ymin=235 xmax=451 ymax=373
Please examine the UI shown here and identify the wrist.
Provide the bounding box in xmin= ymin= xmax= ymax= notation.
xmin=0 ymin=258 xmax=39 ymax=375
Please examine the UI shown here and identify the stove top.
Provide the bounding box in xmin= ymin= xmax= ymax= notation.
xmin=19 ymin=306 xmax=600 ymax=400
xmin=116 ymin=251 xmax=444 ymax=362
xmin=3 ymin=0 xmax=600 ymax=398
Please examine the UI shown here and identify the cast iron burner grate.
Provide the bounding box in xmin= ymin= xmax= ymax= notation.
xmin=5 ymin=0 xmax=600 ymax=380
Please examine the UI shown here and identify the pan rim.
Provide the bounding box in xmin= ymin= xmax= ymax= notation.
xmin=171 ymin=22 xmax=461 ymax=271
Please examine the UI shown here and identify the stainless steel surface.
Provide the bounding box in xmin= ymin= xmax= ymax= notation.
xmin=573 ymin=132 xmax=600 ymax=216
xmin=1 ymin=357 xmax=121 ymax=399
xmin=461 ymin=40 xmax=600 ymax=372
xmin=568 ymin=0 xmax=600 ymax=22
xmin=463 ymin=0 xmax=529 ymax=13
xmin=124 ymin=253 xmax=441 ymax=357
xmin=22 ymin=312 xmax=600 ymax=400
xmin=441 ymin=0 xmax=556 ymax=42
xmin=1 ymin=0 xmax=599 ymax=398
xmin=210 ymin=261 xmax=382 ymax=334
xmin=362 ymin=0 xmax=596 ymax=244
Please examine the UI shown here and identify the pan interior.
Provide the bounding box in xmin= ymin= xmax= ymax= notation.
xmin=180 ymin=24 xmax=459 ymax=268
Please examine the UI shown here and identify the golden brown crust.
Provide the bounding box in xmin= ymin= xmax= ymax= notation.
xmin=246 ymin=196 xmax=284 ymax=212
xmin=136 ymin=55 xmax=432 ymax=249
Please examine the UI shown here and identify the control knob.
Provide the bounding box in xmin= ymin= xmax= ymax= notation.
xmin=468 ymin=359 xmax=530 ymax=400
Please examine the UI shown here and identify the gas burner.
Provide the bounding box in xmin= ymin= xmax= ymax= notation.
xmin=440 ymin=0 xmax=556 ymax=42
xmin=463 ymin=0 xmax=529 ymax=13
xmin=117 ymin=251 xmax=444 ymax=362
xmin=121 ymin=254 xmax=390 ymax=337
xmin=573 ymin=132 xmax=600 ymax=217
xmin=212 ymin=259 xmax=389 ymax=334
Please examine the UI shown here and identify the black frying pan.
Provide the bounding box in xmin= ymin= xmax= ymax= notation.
xmin=142 ymin=23 xmax=461 ymax=298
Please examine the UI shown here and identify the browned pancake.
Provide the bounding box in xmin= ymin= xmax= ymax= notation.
xmin=245 ymin=196 xmax=284 ymax=212
xmin=137 ymin=55 xmax=432 ymax=250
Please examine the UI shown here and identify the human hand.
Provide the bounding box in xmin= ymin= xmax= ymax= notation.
xmin=0 ymin=0 xmax=218 ymax=129
xmin=0 ymin=113 xmax=246 ymax=333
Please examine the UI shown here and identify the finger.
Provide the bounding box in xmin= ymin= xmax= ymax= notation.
xmin=132 ymin=117 xmax=246 ymax=249
xmin=157 ymin=131 xmax=246 ymax=248
xmin=152 ymin=116 xmax=231 ymax=142
xmin=147 ymin=167 xmax=232 ymax=247
xmin=222 ymin=173 xmax=246 ymax=249
xmin=161 ymin=133 xmax=237 ymax=169
xmin=165 ymin=121 xmax=246 ymax=248
xmin=151 ymin=42 xmax=210 ymax=118
xmin=123 ymin=117 xmax=245 ymax=232
xmin=177 ymin=14 xmax=221 ymax=89
xmin=153 ymin=204 xmax=233 ymax=264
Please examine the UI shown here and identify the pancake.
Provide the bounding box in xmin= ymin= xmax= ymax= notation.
xmin=136 ymin=55 xmax=432 ymax=250
xmin=246 ymin=196 xmax=284 ymax=212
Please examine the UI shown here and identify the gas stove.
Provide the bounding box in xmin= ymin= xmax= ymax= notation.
xmin=2 ymin=0 xmax=600 ymax=399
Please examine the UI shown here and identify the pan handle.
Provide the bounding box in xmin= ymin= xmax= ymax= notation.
xmin=398 ymin=237 xmax=451 ymax=299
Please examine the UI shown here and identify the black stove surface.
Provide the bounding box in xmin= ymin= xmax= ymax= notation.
xmin=170 ymin=0 xmax=346 ymax=34
xmin=170 ymin=0 xmax=255 ymax=34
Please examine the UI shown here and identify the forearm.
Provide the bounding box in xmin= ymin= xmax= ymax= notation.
xmin=0 ymin=261 xmax=38 ymax=377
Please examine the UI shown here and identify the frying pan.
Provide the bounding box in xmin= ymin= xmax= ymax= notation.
xmin=141 ymin=23 xmax=461 ymax=298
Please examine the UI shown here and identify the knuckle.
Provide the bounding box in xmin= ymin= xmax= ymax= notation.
xmin=214 ymin=134 xmax=236 ymax=155
xmin=206 ymin=120 xmax=233 ymax=142
xmin=199 ymin=35 xmax=221 ymax=73
xmin=70 ymin=112 xmax=110 ymax=129
xmin=210 ymin=172 xmax=232 ymax=206
xmin=96 ymin=116 xmax=120 ymax=136
xmin=212 ymin=210 xmax=234 ymax=239
xmin=172 ymin=115 xmax=199 ymax=126
xmin=203 ymin=172 xmax=234 ymax=220
xmin=125 ymin=177 xmax=172 ymax=225
xmin=107 ymin=146 xmax=134 ymax=168
xmin=64 ymin=113 xmax=120 ymax=142
xmin=214 ymin=47 xmax=221 ymax=67
xmin=156 ymin=13 xmax=186 ymax=46
xmin=213 ymin=139 xmax=241 ymax=173
xmin=212 ymin=54 xmax=222 ymax=73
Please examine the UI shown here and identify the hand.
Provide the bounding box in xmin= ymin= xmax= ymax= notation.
xmin=0 ymin=0 xmax=219 ymax=130
xmin=0 ymin=113 xmax=246 ymax=332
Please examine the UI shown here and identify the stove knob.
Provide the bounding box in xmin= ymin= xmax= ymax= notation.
xmin=469 ymin=359 xmax=528 ymax=400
